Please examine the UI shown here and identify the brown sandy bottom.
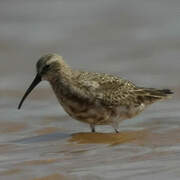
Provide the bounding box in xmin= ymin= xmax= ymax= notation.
xmin=0 ymin=122 xmax=27 ymax=134
xmin=0 ymin=124 xmax=180 ymax=180
xmin=70 ymin=128 xmax=180 ymax=147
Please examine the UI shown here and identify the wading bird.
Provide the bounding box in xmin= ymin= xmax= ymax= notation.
xmin=18 ymin=54 xmax=173 ymax=133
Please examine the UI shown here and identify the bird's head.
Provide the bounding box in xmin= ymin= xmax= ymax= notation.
xmin=36 ymin=53 xmax=66 ymax=80
xmin=18 ymin=53 xmax=67 ymax=109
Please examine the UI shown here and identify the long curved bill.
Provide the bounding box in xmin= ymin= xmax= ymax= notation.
xmin=18 ymin=74 xmax=41 ymax=109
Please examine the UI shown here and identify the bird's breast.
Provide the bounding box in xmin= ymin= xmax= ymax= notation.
xmin=56 ymin=92 xmax=113 ymax=125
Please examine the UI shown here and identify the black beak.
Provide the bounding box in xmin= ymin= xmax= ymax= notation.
xmin=18 ymin=74 xmax=41 ymax=109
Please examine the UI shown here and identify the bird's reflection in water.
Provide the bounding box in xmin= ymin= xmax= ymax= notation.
xmin=69 ymin=129 xmax=150 ymax=145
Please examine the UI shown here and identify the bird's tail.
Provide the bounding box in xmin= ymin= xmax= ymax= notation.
xmin=137 ymin=88 xmax=174 ymax=104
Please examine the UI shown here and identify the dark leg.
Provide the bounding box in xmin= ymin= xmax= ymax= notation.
xmin=112 ymin=122 xmax=119 ymax=133
xmin=114 ymin=129 xmax=119 ymax=133
xmin=90 ymin=124 xmax=95 ymax=133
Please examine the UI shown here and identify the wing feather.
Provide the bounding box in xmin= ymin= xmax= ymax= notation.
xmin=73 ymin=71 xmax=140 ymax=106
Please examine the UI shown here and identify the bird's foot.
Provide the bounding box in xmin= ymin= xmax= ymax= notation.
xmin=90 ymin=124 xmax=95 ymax=133
xmin=112 ymin=122 xmax=120 ymax=133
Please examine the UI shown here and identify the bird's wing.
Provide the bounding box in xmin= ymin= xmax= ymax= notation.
xmin=73 ymin=71 xmax=141 ymax=106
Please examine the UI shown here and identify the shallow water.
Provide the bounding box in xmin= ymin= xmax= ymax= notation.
xmin=1 ymin=0 xmax=180 ymax=179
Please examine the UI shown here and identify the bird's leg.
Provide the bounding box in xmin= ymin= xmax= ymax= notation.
xmin=90 ymin=124 xmax=95 ymax=133
xmin=114 ymin=129 xmax=119 ymax=133
xmin=112 ymin=121 xmax=119 ymax=133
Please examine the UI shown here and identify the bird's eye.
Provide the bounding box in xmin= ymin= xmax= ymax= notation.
xmin=44 ymin=64 xmax=50 ymax=70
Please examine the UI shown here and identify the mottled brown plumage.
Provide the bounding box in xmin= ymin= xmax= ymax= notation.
xmin=18 ymin=53 xmax=173 ymax=133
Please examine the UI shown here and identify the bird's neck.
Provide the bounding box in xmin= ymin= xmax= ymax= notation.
xmin=48 ymin=67 xmax=74 ymax=97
